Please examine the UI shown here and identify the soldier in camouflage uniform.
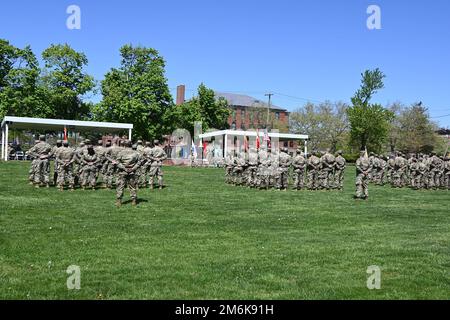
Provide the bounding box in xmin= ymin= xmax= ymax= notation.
xmin=94 ymin=140 xmax=107 ymax=186
xmin=386 ymin=154 xmax=396 ymax=184
xmin=79 ymin=140 xmax=99 ymax=190
xmin=292 ymin=147 xmax=306 ymax=190
xmin=306 ymin=151 xmax=320 ymax=190
xmin=104 ymin=140 xmax=123 ymax=189
xmin=27 ymin=135 xmax=52 ymax=188
xmin=148 ymin=140 xmax=167 ymax=189
xmin=428 ymin=152 xmax=442 ymax=190
xmin=368 ymin=152 xmax=376 ymax=182
xmin=319 ymin=149 xmax=335 ymax=190
xmin=246 ymin=148 xmax=259 ymax=188
xmin=115 ymin=140 xmax=142 ymax=207
xmin=56 ymin=141 xmax=75 ymax=191
xmin=73 ymin=142 xmax=85 ymax=187
xmin=355 ymin=151 xmax=370 ymax=200
xmin=334 ymin=150 xmax=346 ymax=190
xmin=224 ymin=151 xmax=234 ymax=184
xmin=409 ymin=155 xmax=420 ymax=190
xmin=26 ymin=140 xmax=40 ymax=185
xmin=417 ymin=155 xmax=428 ymax=189
xmin=256 ymin=146 xmax=268 ymax=189
xmin=232 ymin=152 xmax=246 ymax=186
xmin=52 ymin=140 xmax=63 ymax=186
xmin=135 ymin=140 xmax=147 ymax=188
xmin=392 ymin=152 xmax=407 ymax=188
xmin=276 ymin=147 xmax=291 ymax=190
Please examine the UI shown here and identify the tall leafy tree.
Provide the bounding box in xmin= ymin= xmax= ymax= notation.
xmin=0 ymin=39 xmax=50 ymax=119
xmin=347 ymin=69 xmax=394 ymax=152
xmin=290 ymin=101 xmax=349 ymax=152
xmin=174 ymin=83 xmax=230 ymax=136
xmin=41 ymin=44 xmax=95 ymax=119
xmin=93 ymin=45 xmax=173 ymax=140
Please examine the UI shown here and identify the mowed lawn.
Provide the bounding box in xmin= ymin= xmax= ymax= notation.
xmin=0 ymin=161 xmax=449 ymax=300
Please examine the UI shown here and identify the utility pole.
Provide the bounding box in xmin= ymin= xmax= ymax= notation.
xmin=264 ymin=93 xmax=274 ymax=130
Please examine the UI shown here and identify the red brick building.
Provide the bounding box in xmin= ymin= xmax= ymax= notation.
xmin=214 ymin=91 xmax=289 ymax=132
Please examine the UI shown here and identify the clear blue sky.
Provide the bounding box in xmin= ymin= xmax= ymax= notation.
xmin=1 ymin=0 xmax=449 ymax=127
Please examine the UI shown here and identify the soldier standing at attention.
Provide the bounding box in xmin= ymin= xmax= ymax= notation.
xmin=149 ymin=140 xmax=167 ymax=189
xmin=140 ymin=141 xmax=153 ymax=187
xmin=115 ymin=140 xmax=142 ymax=207
xmin=52 ymin=140 xmax=63 ymax=186
xmin=368 ymin=152 xmax=376 ymax=182
xmin=320 ymin=149 xmax=336 ymax=190
xmin=292 ymin=147 xmax=306 ymax=190
xmin=56 ymin=141 xmax=75 ymax=191
xmin=444 ymin=155 xmax=450 ymax=190
xmin=276 ymin=147 xmax=291 ymax=191
xmin=334 ymin=150 xmax=346 ymax=190
xmin=246 ymin=148 xmax=259 ymax=188
xmin=27 ymin=135 xmax=52 ymax=188
xmin=79 ymin=140 xmax=99 ymax=190
xmin=104 ymin=140 xmax=122 ymax=189
xmin=94 ymin=140 xmax=107 ymax=185
xmin=136 ymin=140 xmax=146 ymax=188
xmin=386 ymin=153 xmax=396 ymax=184
xmin=307 ymin=151 xmax=320 ymax=190
xmin=224 ymin=151 xmax=234 ymax=184
xmin=355 ymin=150 xmax=370 ymax=200
xmin=26 ymin=140 xmax=40 ymax=185
xmin=73 ymin=142 xmax=85 ymax=187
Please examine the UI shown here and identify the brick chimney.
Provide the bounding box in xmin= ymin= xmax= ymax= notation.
xmin=176 ymin=85 xmax=186 ymax=105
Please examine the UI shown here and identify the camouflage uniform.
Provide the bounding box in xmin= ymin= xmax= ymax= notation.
xmin=334 ymin=151 xmax=346 ymax=190
xmin=355 ymin=151 xmax=370 ymax=199
xmin=444 ymin=157 xmax=450 ymax=190
xmin=392 ymin=153 xmax=407 ymax=188
xmin=94 ymin=141 xmax=107 ymax=185
xmin=224 ymin=152 xmax=234 ymax=184
xmin=276 ymin=148 xmax=291 ymax=190
xmin=26 ymin=140 xmax=40 ymax=185
xmin=417 ymin=157 xmax=428 ymax=189
xmin=136 ymin=140 xmax=147 ymax=187
xmin=79 ymin=142 xmax=99 ymax=189
xmin=307 ymin=152 xmax=320 ymax=190
xmin=73 ymin=142 xmax=86 ymax=186
xmin=292 ymin=149 xmax=306 ymax=190
xmin=386 ymin=155 xmax=396 ymax=184
xmin=105 ymin=142 xmax=123 ymax=189
xmin=27 ymin=136 xmax=52 ymax=187
xmin=115 ymin=141 xmax=142 ymax=207
xmin=428 ymin=153 xmax=442 ymax=189
xmin=149 ymin=141 xmax=167 ymax=189
xmin=52 ymin=141 xmax=63 ymax=186
xmin=256 ymin=148 xmax=269 ymax=188
xmin=246 ymin=148 xmax=259 ymax=187
xmin=56 ymin=142 xmax=75 ymax=190
xmin=319 ymin=151 xmax=335 ymax=190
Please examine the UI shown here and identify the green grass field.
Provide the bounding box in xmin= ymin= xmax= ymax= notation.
xmin=0 ymin=161 xmax=449 ymax=300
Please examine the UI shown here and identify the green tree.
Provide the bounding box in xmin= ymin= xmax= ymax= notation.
xmin=174 ymin=83 xmax=230 ymax=135
xmin=290 ymin=101 xmax=349 ymax=152
xmin=395 ymin=103 xmax=439 ymax=153
xmin=93 ymin=45 xmax=173 ymax=140
xmin=347 ymin=69 xmax=394 ymax=152
xmin=41 ymin=44 xmax=95 ymax=120
xmin=0 ymin=39 xmax=51 ymax=119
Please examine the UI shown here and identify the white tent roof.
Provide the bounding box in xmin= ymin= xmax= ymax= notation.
xmin=1 ymin=116 xmax=133 ymax=133
xmin=199 ymin=129 xmax=308 ymax=140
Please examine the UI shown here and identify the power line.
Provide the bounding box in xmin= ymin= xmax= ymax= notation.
xmin=431 ymin=113 xmax=450 ymax=119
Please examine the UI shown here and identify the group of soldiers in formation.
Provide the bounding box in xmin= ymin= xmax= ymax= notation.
xmin=355 ymin=151 xmax=450 ymax=199
xmin=26 ymin=135 xmax=167 ymax=207
xmin=224 ymin=147 xmax=347 ymax=191
xmin=224 ymin=146 xmax=450 ymax=199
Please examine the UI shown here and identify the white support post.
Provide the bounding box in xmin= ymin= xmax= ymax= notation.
xmin=128 ymin=129 xmax=132 ymax=141
xmin=304 ymin=139 xmax=308 ymax=157
xmin=4 ymin=123 xmax=9 ymax=161
xmin=1 ymin=126 xmax=4 ymax=160
xmin=224 ymin=134 xmax=228 ymax=158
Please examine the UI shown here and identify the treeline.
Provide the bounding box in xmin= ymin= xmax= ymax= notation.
xmin=0 ymin=40 xmax=230 ymax=140
xmin=290 ymin=69 xmax=447 ymax=157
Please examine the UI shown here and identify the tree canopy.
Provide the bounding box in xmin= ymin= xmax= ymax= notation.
xmin=92 ymin=45 xmax=174 ymax=140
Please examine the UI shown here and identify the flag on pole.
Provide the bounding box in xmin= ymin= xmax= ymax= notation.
xmin=63 ymin=126 xmax=68 ymax=141
xmin=256 ymin=129 xmax=260 ymax=149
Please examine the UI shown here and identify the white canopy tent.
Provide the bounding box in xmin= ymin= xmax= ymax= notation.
xmin=1 ymin=116 xmax=133 ymax=161
xmin=198 ymin=129 xmax=309 ymax=157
